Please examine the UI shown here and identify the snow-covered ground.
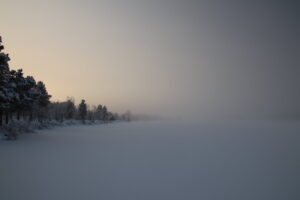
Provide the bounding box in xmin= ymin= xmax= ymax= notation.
xmin=0 ymin=120 xmax=299 ymax=200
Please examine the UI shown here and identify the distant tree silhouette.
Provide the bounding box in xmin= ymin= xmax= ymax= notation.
xmin=102 ymin=106 xmax=108 ymax=121
xmin=78 ymin=99 xmax=87 ymax=123
xmin=95 ymin=104 xmax=103 ymax=120
xmin=65 ymin=97 xmax=76 ymax=119
xmin=121 ymin=110 xmax=132 ymax=121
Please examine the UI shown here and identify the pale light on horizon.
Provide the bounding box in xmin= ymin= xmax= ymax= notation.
xmin=1 ymin=0 xmax=299 ymax=119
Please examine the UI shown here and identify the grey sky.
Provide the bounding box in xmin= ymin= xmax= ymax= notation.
xmin=1 ymin=0 xmax=299 ymax=119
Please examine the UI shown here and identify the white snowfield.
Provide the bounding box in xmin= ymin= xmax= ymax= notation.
xmin=0 ymin=120 xmax=299 ymax=200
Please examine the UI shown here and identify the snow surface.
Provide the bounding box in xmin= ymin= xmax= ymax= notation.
xmin=0 ymin=120 xmax=299 ymax=200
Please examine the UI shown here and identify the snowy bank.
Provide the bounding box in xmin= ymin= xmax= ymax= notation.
xmin=0 ymin=119 xmax=119 ymax=140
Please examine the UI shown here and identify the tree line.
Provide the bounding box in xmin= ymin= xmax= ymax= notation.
xmin=0 ymin=36 xmax=129 ymax=127
xmin=49 ymin=97 xmax=121 ymax=123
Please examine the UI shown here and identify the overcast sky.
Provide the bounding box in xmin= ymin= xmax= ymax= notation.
xmin=1 ymin=0 xmax=299 ymax=119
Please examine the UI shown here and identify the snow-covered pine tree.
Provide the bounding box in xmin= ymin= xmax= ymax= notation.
xmin=0 ymin=36 xmax=19 ymax=125
xmin=25 ymin=76 xmax=39 ymax=121
xmin=36 ymin=81 xmax=51 ymax=107
xmin=10 ymin=69 xmax=27 ymax=120
xmin=35 ymin=81 xmax=51 ymax=121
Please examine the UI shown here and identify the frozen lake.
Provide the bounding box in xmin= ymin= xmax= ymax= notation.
xmin=0 ymin=120 xmax=299 ymax=200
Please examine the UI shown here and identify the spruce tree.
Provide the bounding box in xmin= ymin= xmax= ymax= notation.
xmin=36 ymin=81 xmax=51 ymax=107
xmin=35 ymin=81 xmax=51 ymax=121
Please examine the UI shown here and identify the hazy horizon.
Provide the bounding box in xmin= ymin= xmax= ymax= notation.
xmin=1 ymin=0 xmax=299 ymax=119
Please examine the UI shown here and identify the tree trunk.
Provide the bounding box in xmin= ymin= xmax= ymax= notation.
xmin=0 ymin=110 xmax=2 ymax=126
xmin=29 ymin=110 xmax=33 ymax=122
xmin=17 ymin=111 xmax=20 ymax=120
xmin=5 ymin=111 xmax=9 ymax=124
